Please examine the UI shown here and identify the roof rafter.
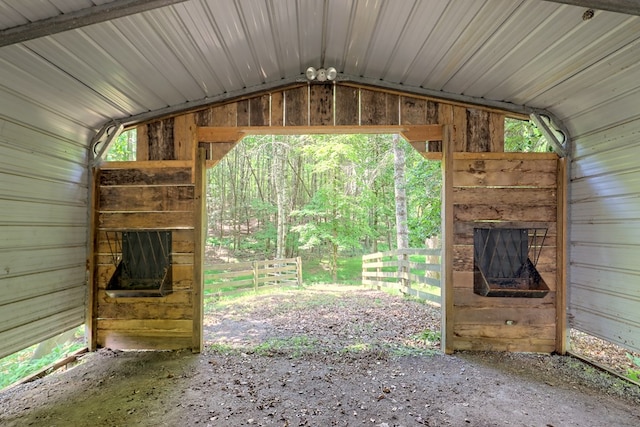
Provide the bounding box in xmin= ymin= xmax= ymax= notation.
xmin=544 ymin=0 xmax=640 ymax=16
xmin=0 ymin=0 xmax=189 ymax=48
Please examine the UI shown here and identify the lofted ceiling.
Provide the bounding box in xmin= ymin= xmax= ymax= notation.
xmin=0 ymin=0 xmax=639 ymax=143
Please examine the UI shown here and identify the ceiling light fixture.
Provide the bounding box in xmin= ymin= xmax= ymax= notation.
xmin=305 ymin=66 xmax=337 ymax=82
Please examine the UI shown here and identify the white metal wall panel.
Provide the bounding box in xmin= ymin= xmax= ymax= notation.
xmin=569 ymin=116 xmax=640 ymax=353
xmin=0 ymin=110 xmax=88 ymax=359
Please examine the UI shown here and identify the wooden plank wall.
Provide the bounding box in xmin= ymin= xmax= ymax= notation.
xmin=451 ymin=153 xmax=559 ymax=352
xmin=104 ymin=82 xmax=562 ymax=354
xmin=135 ymin=84 xmax=506 ymax=163
xmin=93 ymin=162 xmax=196 ymax=350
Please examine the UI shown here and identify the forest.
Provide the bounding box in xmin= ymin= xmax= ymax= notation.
xmin=106 ymin=118 xmax=547 ymax=278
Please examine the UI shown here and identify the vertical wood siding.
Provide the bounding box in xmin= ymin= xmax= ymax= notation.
xmin=569 ymin=118 xmax=640 ymax=353
xmin=0 ymin=119 xmax=88 ymax=359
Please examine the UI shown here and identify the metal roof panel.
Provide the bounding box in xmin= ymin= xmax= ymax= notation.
xmin=0 ymin=0 xmax=638 ymax=138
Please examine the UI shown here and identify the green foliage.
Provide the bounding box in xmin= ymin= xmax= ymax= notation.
xmin=302 ymin=256 xmax=362 ymax=285
xmin=207 ymin=133 xmax=443 ymax=262
xmin=253 ymin=336 xmax=318 ymax=358
xmin=413 ymin=329 xmax=441 ymax=345
xmin=626 ymin=353 xmax=640 ymax=382
xmin=105 ymin=129 xmax=137 ymax=161
xmin=504 ymin=118 xmax=550 ymax=152
xmin=0 ymin=331 xmax=84 ymax=389
xmin=406 ymin=151 xmax=442 ymax=243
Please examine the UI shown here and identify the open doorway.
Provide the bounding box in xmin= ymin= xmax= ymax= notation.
xmin=203 ymin=133 xmax=442 ymax=290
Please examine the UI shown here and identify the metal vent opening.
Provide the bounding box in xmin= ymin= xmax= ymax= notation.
xmin=106 ymin=231 xmax=173 ymax=297
xmin=473 ymin=228 xmax=549 ymax=298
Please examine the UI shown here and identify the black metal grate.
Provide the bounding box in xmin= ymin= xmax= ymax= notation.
xmin=106 ymin=230 xmax=173 ymax=297
xmin=473 ymin=227 xmax=549 ymax=298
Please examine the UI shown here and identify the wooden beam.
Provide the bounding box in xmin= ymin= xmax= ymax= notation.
xmin=87 ymin=167 xmax=100 ymax=352
xmin=99 ymin=160 xmax=193 ymax=169
xmin=209 ymin=142 xmax=238 ymax=162
xmin=400 ymin=125 xmax=443 ymax=142
xmin=198 ymin=125 xmax=442 ymax=139
xmin=556 ymin=157 xmax=568 ymax=354
xmin=136 ymin=124 xmax=149 ymax=161
xmin=197 ymin=127 xmax=245 ymax=143
xmin=173 ymin=113 xmax=196 ymax=160
xmin=193 ymin=147 xmax=207 ymax=353
xmin=441 ymin=125 xmax=455 ymax=354
xmin=421 ymin=152 xmax=443 ymax=161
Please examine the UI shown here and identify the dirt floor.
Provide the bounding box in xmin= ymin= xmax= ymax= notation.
xmin=1 ymin=284 xmax=640 ymax=427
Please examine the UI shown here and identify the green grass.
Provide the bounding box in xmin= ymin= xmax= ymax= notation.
xmin=626 ymin=353 xmax=640 ymax=382
xmin=253 ymin=336 xmax=318 ymax=358
xmin=302 ymin=256 xmax=362 ymax=285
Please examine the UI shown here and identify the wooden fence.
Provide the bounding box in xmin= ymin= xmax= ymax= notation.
xmin=362 ymin=248 xmax=441 ymax=305
xmin=204 ymin=257 xmax=302 ymax=296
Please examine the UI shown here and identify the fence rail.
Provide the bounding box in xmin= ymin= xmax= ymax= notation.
xmin=205 ymin=257 xmax=302 ymax=297
xmin=362 ymin=248 xmax=441 ymax=305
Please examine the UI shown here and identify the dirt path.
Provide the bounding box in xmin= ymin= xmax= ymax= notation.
xmin=1 ymin=285 xmax=640 ymax=426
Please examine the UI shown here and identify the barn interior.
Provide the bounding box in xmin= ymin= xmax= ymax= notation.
xmin=1 ymin=0 xmax=639 ymax=382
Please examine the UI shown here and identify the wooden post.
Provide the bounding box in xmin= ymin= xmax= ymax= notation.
xmin=296 ymin=256 xmax=302 ymax=287
xmin=136 ymin=124 xmax=149 ymax=161
xmin=376 ymin=254 xmax=382 ymax=290
xmin=192 ymin=146 xmax=207 ymax=353
xmin=173 ymin=113 xmax=196 ymax=161
xmin=556 ymin=157 xmax=568 ymax=354
xmin=86 ymin=166 xmax=100 ymax=351
xmin=253 ymin=261 xmax=258 ymax=291
xmin=401 ymin=251 xmax=410 ymax=294
xmin=441 ymin=125 xmax=455 ymax=354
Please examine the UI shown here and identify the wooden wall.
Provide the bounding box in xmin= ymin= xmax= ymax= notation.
xmin=92 ymin=82 xmax=563 ymax=354
xmin=449 ymin=153 xmax=561 ymax=352
xmin=135 ymin=83 xmax=507 ymax=163
xmin=91 ymin=161 xmax=199 ymax=351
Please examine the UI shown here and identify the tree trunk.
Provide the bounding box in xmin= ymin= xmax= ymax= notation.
xmin=393 ymin=134 xmax=409 ymax=250
xmin=273 ymin=137 xmax=288 ymax=259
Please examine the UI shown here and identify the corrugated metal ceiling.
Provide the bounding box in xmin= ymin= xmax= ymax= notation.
xmin=1 ymin=0 xmax=639 ymax=141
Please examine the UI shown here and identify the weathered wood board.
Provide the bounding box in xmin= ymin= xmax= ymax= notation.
xmin=450 ymin=153 xmax=560 ymax=353
xmin=92 ymin=162 xmax=196 ymax=351
xmin=105 ymin=82 xmax=562 ymax=356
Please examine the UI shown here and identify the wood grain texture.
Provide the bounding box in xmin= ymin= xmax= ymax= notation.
xmin=450 ymin=154 xmax=560 ymax=353
xmin=136 ymin=124 xmax=149 ymax=161
xmin=173 ymin=113 xmax=196 ymax=160
xmin=99 ymin=185 xmax=194 ymax=212
xmin=93 ymin=163 xmax=198 ymax=351
xmin=361 ymin=89 xmax=399 ymax=126
xmin=249 ymin=95 xmax=270 ymax=127
xmin=309 ymin=84 xmax=333 ymax=126
xmin=147 ymin=118 xmax=175 ymax=160
xmin=401 ymin=96 xmax=426 ymax=125
xmin=99 ymin=167 xmax=192 ymax=186
xmin=335 ymin=85 xmax=359 ymax=125
xmin=285 ymin=86 xmax=308 ymax=126
xmin=466 ymin=109 xmax=490 ymax=152
xmin=271 ymin=91 xmax=284 ymax=126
